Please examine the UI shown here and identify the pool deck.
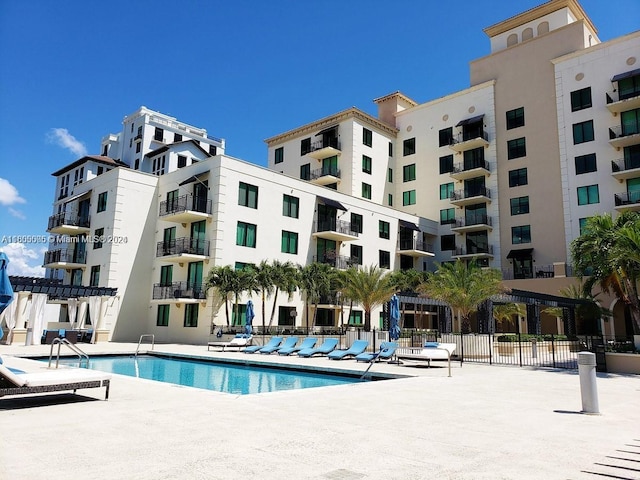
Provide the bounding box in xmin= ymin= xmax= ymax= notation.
xmin=1 ymin=342 xmax=639 ymax=480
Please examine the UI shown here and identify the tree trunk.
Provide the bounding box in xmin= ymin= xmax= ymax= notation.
xmin=364 ymin=310 xmax=371 ymax=332
xmin=268 ymin=290 xmax=279 ymax=327
xmin=224 ymin=298 xmax=230 ymax=326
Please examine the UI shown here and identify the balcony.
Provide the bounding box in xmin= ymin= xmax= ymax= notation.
xmin=312 ymin=219 xmax=359 ymax=242
xmin=606 ymin=90 xmax=640 ymax=114
xmin=609 ymin=125 xmax=640 ymax=149
xmin=309 ymin=167 xmax=341 ymax=186
xmin=611 ymin=158 xmax=640 ymax=181
xmin=156 ymin=237 xmax=210 ymax=262
xmin=152 ymin=281 xmax=206 ymax=302
xmin=307 ymin=139 xmax=341 ymax=160
xmin=316 ymin=294 xmax=342 ymax=308
xmin=47 ymin=212 xmax=91 ymax=235
xmin=396 ymin=238 xmax=435 ymax=257
xmin=451 ymin=244 xmax=494 ymax=260
xmin=159 ymin=194 xmax=212 ymax=223
xmin=313 ymin=253 xmax=359 ymax=270
xmin=449 ymin=160 xmax=490 ymax=181
xmin=449 ymin=187 xmax=491 ymax=207
xmin=614 ymin=191 xmax=640 ymax=211
xmin=448 ymin=131 xmax=489 ymax=152
xmin=43 ymin=248 xmax=87 ymax=270
xmin=450 ymin=215 xmax=493 ymax=234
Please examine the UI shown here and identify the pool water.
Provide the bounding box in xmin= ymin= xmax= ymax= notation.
xmin=54 ymin=355 xmax=360 ymax=395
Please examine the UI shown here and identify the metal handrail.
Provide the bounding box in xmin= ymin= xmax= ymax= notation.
xmin=135 ymin=334 xmax=155 ymax=358
xmin=48 ymin=338 xmax=89 ymax=368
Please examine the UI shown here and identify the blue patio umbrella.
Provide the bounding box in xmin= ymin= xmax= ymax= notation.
xmin=0 ymin=252 xmax=14 ymax=341
xmin=389 ymin=294 xmax=401 ymax=341
xmin=245 ymin=300 xmax=255 ymax=335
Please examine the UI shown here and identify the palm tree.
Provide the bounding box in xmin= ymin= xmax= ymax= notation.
xmin=298 ymin=262 xmax=333 ymax=329
xmin=543 ymin=282 xmax=612 ymax=334
xmin=268 ymin=260 xmax=298 ymax=327
xmin=341 ymin=265 xmax=396 ymax=331
xmin=388 ymin=269 xmax=426 ymax=327
xmin=492 ymin=303 xmax=524 ymax=333
xmin=253 ymin=261 xmax=274 ymax=333
xmin=232 ymin=266 xmax=258 ymax=326
xmin=571 ymin=212 xmax=640 ymax=333
xmin=205 ymin=265 xmax=236 ymax=326
xmin=418 ymin=259 xmax=503 ymax=333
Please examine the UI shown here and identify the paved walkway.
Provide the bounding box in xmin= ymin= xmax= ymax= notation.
xmin=0 ymin=342 xmax=639 ymax=480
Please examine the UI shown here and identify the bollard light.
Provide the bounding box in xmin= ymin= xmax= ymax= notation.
xmin=577 ymin=351 xmax=600 ymax=415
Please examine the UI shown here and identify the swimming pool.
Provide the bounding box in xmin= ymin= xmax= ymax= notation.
xmin=53 ymin=355 xmax=363 ymax=395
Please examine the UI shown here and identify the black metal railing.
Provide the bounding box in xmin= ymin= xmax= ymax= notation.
xmin=450 ymin=130 xmax=489 ymax=145
xmin=47 ymin=212 xmax=90 ymax=230
xmin=44 ymin=249 xmax=86 ymax=265
xmin=452 ymin=160 xmax=490 ymax=174
xmin=611 ymin=157 xmax=640 ymax=173
xmin=398 ymin=238 xmax=434 ymax=253
xmin=450 ymin=187 xmax=491 ymax=201
xmin=313 ymin=254 xmax=358 ymax=269
xmin=310 ymin=138 xmax=340 ymax=152
xmin=453 ymin=244 xmax=493 ymax=256
xmin=159 ymin=194 xmax=212 ymax=216
xmin=606 ymin=89 xmax=640 ymax=104
xmin=454 ymin=215 xmax=491 ymax=228
xmin=614 ymin=191 xmax=640 ymax=206
xmin=315 ymin=219 xmax=359 ymax=237
xmin=152 ymin=281 xmax=206 ymax=300
xmin=609 ymin=124 xmax=640 ymax=140
xmin=309 ymin=167 xmax=341 ymax=180
xmin=156 ymin=237 xmax=210 ymax=257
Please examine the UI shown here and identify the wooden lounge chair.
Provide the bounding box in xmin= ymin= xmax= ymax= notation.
xmin=0 ymin=363 xmax=111 ymax=400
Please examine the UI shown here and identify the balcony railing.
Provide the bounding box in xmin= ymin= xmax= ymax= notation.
xmin=450 ymin=187 xmax=491 ymax=201
xmin=611 ymin=157 xmax=640 ymax=173
xmin=48 ymin=212 xmax=90 ymax=230
xmin=606 ymin=89 xmax=640 ymax=104
xmin=313 ymin=254 xmax=358 ymax=270
xmin=453 ymin=245 xmax=494 ymax=256
xmin=316 ymin=219 xmax=359 ymax=237
xmin=450 ymin=130 xmax=489 ymax=145
xmin=152 ymin=281 xmax=206 ymax=300
xmin=44 ymin=248 xmax=86 ymax=265
xmin=309 ymin=167 xmax=341 ymax=180
xmin=398 ymin=238 xmax=434 ymax=253
xmin=609 ymin=124 xmax=640 ymax=140
xmin=454 ymin=215 xmax=492 ymax=228
xmin=310 ymin=138 xmax=340 ymax=152
xmin=156 ymin=237 xmax=210 ymax=257
xmin=615 ymin=191 xmax=640 ymax=206
xmin=452 ymin=160 xmax=490 ymax=174
xmin=159 ymin=194 xmax=212 ymax=216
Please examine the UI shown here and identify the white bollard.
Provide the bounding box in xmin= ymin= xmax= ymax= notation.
xmin=577 ymin=351 xmax=600 ymax=415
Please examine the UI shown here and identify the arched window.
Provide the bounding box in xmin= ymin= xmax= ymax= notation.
xmin=537 ymin=21 xmax=549 ymax=35
xmin=522 ymin=27 xmax=533 ymax=41
xmin=507 ymin=33 xmax=518 ymax=47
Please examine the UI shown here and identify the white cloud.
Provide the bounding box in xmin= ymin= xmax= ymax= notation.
xmin=0 ymin=177 xmax=26 ymax=206
xmin=8 ymin=208 xmax=26 ymax=220
xmin=0 ymin=243 xmax=45 ymax=277
xmin=47 ymin=128 xmax=88 ymax=157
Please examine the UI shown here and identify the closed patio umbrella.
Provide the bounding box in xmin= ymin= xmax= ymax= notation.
xmin=245 ymin=300 xmax=254 ymax=335
xmin=389 ymin=294 xmax=401 ymax=341
xmin=0 ymin=252 xmax=14 ymax=341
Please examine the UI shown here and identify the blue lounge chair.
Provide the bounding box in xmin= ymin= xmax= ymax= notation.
xmin=355 ymin=342 xmax=398 ymax=362
xmin=244 ymin=336 xmax=283 ymax=354
xmin=278 ymin=337 xmax=316 ymax=356
xmin=260 ymin=336 xmax=297 ymax=354
xmin=298 ymin=338 xmax=339 ymax=357
xmin=328 ymin=339 xmax=369 ymax=360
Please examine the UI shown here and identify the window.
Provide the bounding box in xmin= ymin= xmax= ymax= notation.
xmin=97 ymin=192 xmax=107 ymax=212
xmin=402 ymin=190 xmax=416 ymax=206
xmin=621 ymin=109 xmax=640 ymax=136
xmin=619 ymin=74 xmax=640 ymax=101
xmin=177 ymin=155 xmax=187 ymax=168
xmin=439 ymin=155 xmax=454 ymax=174
xmin=440 ymin=208 xmax=455 ymax=225
xmin=512 ymin=225 xmax=531 ymax=244
xmin=135 ymin=142 xmax=141 ymax=153
xmin=388 ymin=142 xmax=393 ymax=157
xmin=300 ymin=163 xmax=310 ymax=180
xmin=379 ymin=220 xmax=390 ymax=239
xmin=573 ymin=120 xmax=594 ymax=144
xmin=387 ymin=168 xmax=393 ymax=183
xmin=571 ymin=87 xmax=592 ymax=112
xmin=506 ymin=107 xmax=525 ymax=130
xmin=351 ymin=213 xmax=363 ymax=233
xmin=350 ymin=245 xmax=363 ymax=265
xmin=379 ymin=250 xmax=390 ymax=269
xmin=209 ymin=145 xmax=217 ymax=156
xmin=160 ymin=265 xmax=173 ymax=286
xmin=363 ymin=128 xmax=372 ymax=147
xmin=388 ymin=194 xmax=393 ymax=206
xmin=274 ymin=147 xmax=284 ymax=164
xmin=282 ymin=194 xmax=299 ymax=218
xmin=362 ymin=155 xmax=372 ymax=174
xmin=235 ymin=262 xmax=252 ymax=271
xmin=403 ymin=164 xmax=416 ymax=182
xmin=348 ymin=310 xmax=363 ymax=325
xmin=439 ymin=127 xmax=453 ymax=147
xmin=154 ymin=127 xmax=163 ymax=141
xmin=440 ymin=183 xmax=454 ymax=200
xmin=579 ymin=218 xmax=589 ymax=236
xmin=157 ymin=305 xmax=170 ymax=327
xmin=236 ymin=222 xmax=257 ymax=247
xmin=174 ymin=133 xmax=183 ymax=142
xmin=184 ymin=304 xmax=198 ymax=327
xmin=134 ymin=159 xmax=139 ymax=170
xmin=93 ymin=228 xmax=104 ymax=249
xmin=152 ymin=155 xmax=166 ymax=176
xmin=440 ymin=234 xmax=455 ymax=251
xmin=575 ymin=153 xmax=597 ymax=174
xmin=403 ymin=138 xmax=415 ymax=156
xmin=577 ymin=185 xmax=599 ymax=205
xmin=301 ymin=138 xmax=311 ymax=155
xmin=362 ymin=183 xmax=372 ymax=199
xmin=97 ymin=166 xmax=104 ymax=176
xmin=509 ymin=168 xmax=528 ymax=187
xmin=463 ymin=148 xmax=485 ymax=169
xmin=510 ymin=196 xmax=530 ymax=215
xmin=281 ymin=231 xmax=298 ymax=254
xmin=90 ymin=266 xmax=100 ymax=287
xmin=507 ymin=137 xmax=527 ymax=159
xmin=238 ymin=182 xmax=258 ymax=209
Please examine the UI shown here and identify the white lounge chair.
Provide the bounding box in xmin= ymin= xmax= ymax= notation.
xmin=0 ymin=363 xmax=111 ymax=400
xmin=207 ymin=334 xmax=253 ymax=352
xmin=397 ymin=342 xmax=457 ymax=377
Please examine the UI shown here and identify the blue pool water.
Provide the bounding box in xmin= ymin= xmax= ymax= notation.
xmin=54 ymin=355 xmax=360 ymax=395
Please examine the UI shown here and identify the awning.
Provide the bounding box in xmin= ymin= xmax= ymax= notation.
xmin=611 ymin=68 xmax=640 ymax=82
xmin=456 ymin=114 xmax=484 ymax=127
xmin=178 ymin=173 xmax=209 ymax=187
xmin=318 ymin=196 xmax=346 ymax=211
xmin=399 ymin=219 xmax=420 ymax=231
xmin=63 ymin=190 xmax=92 ymax=204
xmin=315 ymin=125 xmax=338 ymax=136
xmin=506 ymin=248 xmax=533 ymax=259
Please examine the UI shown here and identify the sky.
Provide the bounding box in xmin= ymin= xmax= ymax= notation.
xmin=0 ymin=0 xmax=638 ymax=277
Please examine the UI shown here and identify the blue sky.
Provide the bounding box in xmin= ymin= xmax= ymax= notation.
xmin=0 ymin=0 xmax=638 ymax=276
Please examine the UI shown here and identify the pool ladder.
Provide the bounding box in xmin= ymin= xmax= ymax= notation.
xmin=48 ymin=338 xmax=90 ymax=369
xmin=135 ymin=334 xmax=155 ymax=358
